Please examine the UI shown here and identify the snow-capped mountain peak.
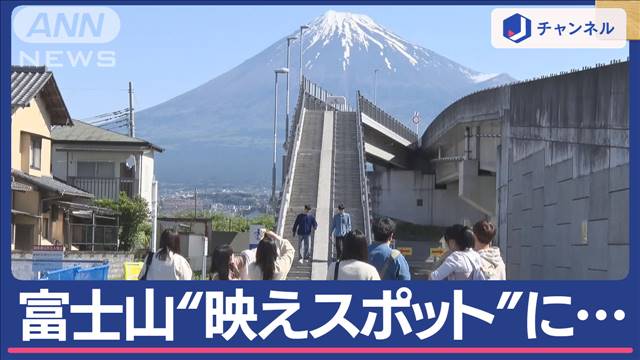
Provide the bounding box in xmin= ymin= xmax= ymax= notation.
xmin=302 ymin=10 xmax=419 ymax=70
xmin=297 ymin=10 xmax=503 ymax=86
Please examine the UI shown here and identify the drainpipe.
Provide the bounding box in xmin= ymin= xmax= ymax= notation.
xmin=464 ymin=127 xmax=471 ymax=160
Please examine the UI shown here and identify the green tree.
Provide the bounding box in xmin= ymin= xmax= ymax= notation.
xmin=95 ymin=192 xmax=150 ymax=251
xmin=170 ymin=210 xmax=275 ymax=232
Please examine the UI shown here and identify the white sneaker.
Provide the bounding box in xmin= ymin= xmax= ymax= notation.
xmin=298 ymin=258 xmax=304 ymax=264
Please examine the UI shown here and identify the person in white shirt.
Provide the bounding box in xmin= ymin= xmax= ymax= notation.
xmin=430 ymin=224 xmax=486 ymax=281
xmin=209 ymin=244 xmax=256 ymax=280
xmin=248 ymin=230 xmax=295 ymax=280
xmin=139 ymin=229 xmax=193 ymax=280
xmin=327 ymin=230 xmax=380 ymax=280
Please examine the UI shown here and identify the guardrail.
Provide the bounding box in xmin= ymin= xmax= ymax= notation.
xmin=301 ymin=77 xmax=353 ymax=112
xmin=277 ymin=85 xmax=307 ymax=236
xmin=355 ymin=91 xmax=374 ymax=243
xmin=357 ymin=93 xmax=418 ymax=143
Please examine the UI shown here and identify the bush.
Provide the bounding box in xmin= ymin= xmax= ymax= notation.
xmin=95 ymin=192 xmax=150 ymax=251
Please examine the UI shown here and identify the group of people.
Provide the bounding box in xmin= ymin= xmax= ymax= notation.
xmin=138 ymin=205 xmax=505 ymax=281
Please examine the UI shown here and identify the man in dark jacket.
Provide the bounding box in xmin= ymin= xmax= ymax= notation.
xmin=292 ymin=204 xmax=318 ymax=263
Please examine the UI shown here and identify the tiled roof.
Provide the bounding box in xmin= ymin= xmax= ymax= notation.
xmin=12 ymin=169 xmax=93 ymax=198
xmin=11 ymin=66 xmax=72 ymax=126
xmin=11 ymin=178 xmax=33 ymax=192
xmin=52 ymin=120 xmax=164 ymax=152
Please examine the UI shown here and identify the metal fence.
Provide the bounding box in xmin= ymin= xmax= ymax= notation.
xmin=357 ymin=92 xmax=418 ymax=143
xmin=355 ymin=96 xmax=374 ymax=242
xmin=70 ymin=223 xmax=119 ymax=251
xmin=68 ymin=177 xmax=136 ymax=200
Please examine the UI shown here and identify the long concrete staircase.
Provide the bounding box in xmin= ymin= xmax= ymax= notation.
xmin=281 ymin=110 xmax=324 ymax=280
xmin=331 ymin=111 xmax=366 ymax=257
xmin=277 ymin=79 xmax=371 ymax=280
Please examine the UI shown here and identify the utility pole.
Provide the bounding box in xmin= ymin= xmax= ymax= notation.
xmin=194 ymin=187 xmax=197 ymax=218
xmin=151 ymin=179 xmax=158 ymax=251
xmin=128 ymin=81 xmax=135 ymax=137
xmin=285 ymin=36 xmax=297 ymax=149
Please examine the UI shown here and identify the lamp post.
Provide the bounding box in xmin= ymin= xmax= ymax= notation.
xmin=285 ymin=35 xmax=297 ymax=150
xmin=299 ymin=25 xmax=310 ymax=85
xmin=272 ymin=67 xmax=289 ymax=206
xmin=373 ymin=69 xmax=380 ymax=105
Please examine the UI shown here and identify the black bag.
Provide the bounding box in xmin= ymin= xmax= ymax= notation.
xmin=333 ymin=261 xmax=341 ymax=280
xmin=139 ymin=251 xmax=154 ymax=280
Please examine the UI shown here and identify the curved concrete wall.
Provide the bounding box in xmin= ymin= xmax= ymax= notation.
xmin=420 ymin=61 xmax=629 ymax=279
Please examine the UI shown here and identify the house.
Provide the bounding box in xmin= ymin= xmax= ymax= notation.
xmin=51 ymin=120 xmax=164 ymax=210
xmin=10 ymin=66 xmax=118 ymax=251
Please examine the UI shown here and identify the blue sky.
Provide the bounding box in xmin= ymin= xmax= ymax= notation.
xmin=12 ymin=5 xmax=629 ymax=119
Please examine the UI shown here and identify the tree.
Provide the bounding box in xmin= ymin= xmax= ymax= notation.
xmin=95 ymin=193 xmax=150 ymax=251
xmin=170 ymin=210 xmax=275 ymax=232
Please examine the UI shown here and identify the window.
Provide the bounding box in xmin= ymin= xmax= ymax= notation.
xmin=30 ymin=136 xmax=41 ymax=170
xmin=416 ymin=199 xmax=424 ymax=207
xmin=120 ymin=162 xmax=135 ymax=179
xmin=77 ymin=161 xmax=115 ymax=178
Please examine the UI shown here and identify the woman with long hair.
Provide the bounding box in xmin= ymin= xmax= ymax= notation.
xmin=327 ymin=230 xmax=380 ymax=280
xmin=210 ymin=244 xmax=255 ymax=280
xmin=248 ymin=229 xmax=294 ymax=280
xmin=429 ymin=224 xmax=486 ymax=281
xmin=138 ymin=229 xmax=192 ymax=280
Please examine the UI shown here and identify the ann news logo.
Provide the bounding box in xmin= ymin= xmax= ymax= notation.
xmin=13 ymin=6 xmax=119 ymax=68
xmin=503 ymin=13 xmax=532 ymax=43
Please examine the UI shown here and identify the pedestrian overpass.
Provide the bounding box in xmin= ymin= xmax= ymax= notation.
xmin=276 ymin=78 xmax=418 ymax=280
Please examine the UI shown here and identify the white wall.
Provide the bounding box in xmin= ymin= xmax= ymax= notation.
xmin=370 ymin=168 xmax=433 ymax=225
xmin=140 ymin=150 xmax=155 ymax=209
xmin=370 ymin=167 xmax=485 ymax=227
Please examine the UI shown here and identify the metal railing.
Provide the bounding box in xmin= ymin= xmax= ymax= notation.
xmin=68 ymin=177 xmax=136 ymax=200
xmin=277 ymin=85 xmax=307 ymax=236
xmin=70 ymin=223 xmax=119 ymax=251
xmin=301 ymin=77 xmax=354 ymax=112
xmin=355 ymin=92 xmax=374 ymax=242
xmin=357 ymin=93 xmax=418 ymax=143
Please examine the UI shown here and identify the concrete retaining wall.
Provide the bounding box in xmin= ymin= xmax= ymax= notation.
xmin=497 ymin=62 xmax=629 ymax=279
xmin=369 ymin=167 xmax=485 ymax=228
xmin=421 ymin=61 xmax=629 ymax=279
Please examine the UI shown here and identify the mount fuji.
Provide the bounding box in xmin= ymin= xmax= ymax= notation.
xmin=136 ymin=10 xmax=514 ymax=185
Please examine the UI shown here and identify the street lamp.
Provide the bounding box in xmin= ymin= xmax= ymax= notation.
xmin=299 ymin=25 xmax=310 ymax=85
xmin=272 ymin=67 xmax=289 ymax=206
xmin=373 ymin=69 xmax=380 ymax=105
xmin=284 ymin=35 xmax=297 ymax=150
